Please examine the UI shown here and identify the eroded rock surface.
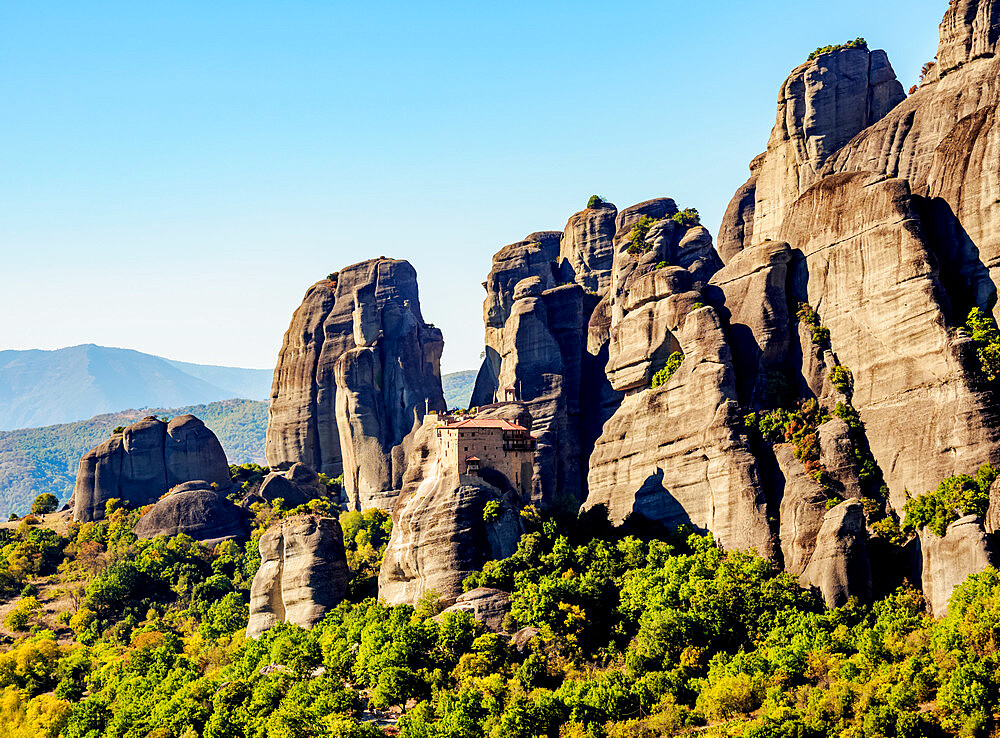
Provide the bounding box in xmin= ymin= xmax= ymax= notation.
xmin=801 ymin=500 xmax=872 ymax=608
xmin=378 ymin=410 xmax=524 ymax=607
xmin=73 ymin=415 xmax=230 ymax=522
xmin=919 ymin=515 xmax=997 ymax=617
xmin=133 ymin=482 xmax=249 ymax=546
xmin=266 ymin=258 xmax=445 ymax=511
xmin=247 ymin=515 xmax=350 ymax=638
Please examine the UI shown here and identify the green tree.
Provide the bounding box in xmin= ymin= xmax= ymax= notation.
xmin=30 ymin=494 xmax=58 ymax=515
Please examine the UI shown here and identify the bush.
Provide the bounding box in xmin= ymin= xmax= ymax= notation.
xmin=5 ymin=596 xmax=40 ymax=631
xmin=651 ymin=352 xmax=684 ymax=389
xmin=829 ymin=365 xmax=853 ymax=393
xmin=808 ymin=37 xmax=866 ymax=61
xmin=903 ymin=463 xmax=997 ymax=536
xmin=627 ymin=216 xmax=656 ymax=255
xmin=964 ymin=307 xmax=1000 ymax=381
xmin=31 ymin=493 xmax=59 ymax=515
xmin=587 ymin=195 xmax=605 ymax=209
xmin=672 ymin=208 xmax=700 ymax=228
xmin=483 ymin=500 xmax=502 ymax=523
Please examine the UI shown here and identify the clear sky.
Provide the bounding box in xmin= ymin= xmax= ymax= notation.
xmin=1 ymin=0 xmax=946 ymax=374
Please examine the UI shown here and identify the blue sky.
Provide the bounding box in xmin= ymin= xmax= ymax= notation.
xmin=1 ymin=0 xmax=946 ymax=374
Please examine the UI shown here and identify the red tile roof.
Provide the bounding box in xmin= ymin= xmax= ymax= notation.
xmin=465 ymin=456 xmax=481 ymax=462
xmin=440 ymin=418 xmax=529 ymax=432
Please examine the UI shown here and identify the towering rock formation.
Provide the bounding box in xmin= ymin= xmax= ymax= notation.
xmin=470 ymin=226 xmax=600 ymax=508
xmin=266 ymin=258 xmax=446 ymax=511
xmin=557 ymin=201 xmax=618 ymax=294
xmin=720 ymin=44 xmax=906 ymax=255
xmin=582 ymin=211 xmax=772 ymax=556
xmin=73 ymin=415 xmax=231 ymax=522
xmin=706 ymin=0 xmax=1000 ymax=614
xmin=247 ymin=515 xmax=350 ymax=638
xmin=378 ymin=405 xmax=527 ymax=607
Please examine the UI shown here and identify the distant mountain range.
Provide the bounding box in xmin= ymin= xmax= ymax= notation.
xmin=0 ymin=365 xmax=476 ymax=517
xmin=0 ymin=345 xmax=273 ymax=430
xmin=441 ymin=369 xmax=477 ymax=410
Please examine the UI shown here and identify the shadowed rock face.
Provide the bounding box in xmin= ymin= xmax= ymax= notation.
xmin=73 ymin=415 xmax=230 ymax=522
xmin=265 ymin=258 xmax=445 ymax=511
xmin=801 ymin=501 xmax=872 ymax=608
xmin=247 ymin=515 xmax=350 ymax=638
xmin=378 ymin=409 xmax=525 ymax=607
xmin=133 ymin=482 xmax=250 ymax=546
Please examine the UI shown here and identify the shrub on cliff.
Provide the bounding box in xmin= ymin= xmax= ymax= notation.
xmin=651 ymin=351 xmax=684 ymax=388
xmin=672 ymin=208 xmax=700 ymax=228
xmin=808 ymin=37 xmax=866 ymax=62
xmin=903 ymin=463 xmax=997 ymax=536
xmin=963 ymin=307 xmax=1000 ymax=381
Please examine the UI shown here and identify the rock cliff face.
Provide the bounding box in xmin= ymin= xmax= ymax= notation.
xmin=801 ymin=500 xmax=872 ymax=607
xmin=584 ymin=264 xmax=773 ymax=556
xmin=704 ymin=0 xmax=1000 ymax=615
xmin=73 ymin=415 xmax=231 ymax=522
xmin=558 ymin=202 xmax=618 ymax=294
xmin=133 ymin=482 xmax=250 ymax=546
xmin=470 ymin=223 xmax=607 ymax=507
xmin=920 ymin=515 xmax=997 ymax=618
xmin=721 ymin=45 xmax=906 ymax=254
xmin=378 ymin=407 xmax=526 ymax=607
xmin=247 ymin=515 xmax=350 ymax=638
xmin=266 ymin=258 xmax=445 ymax=511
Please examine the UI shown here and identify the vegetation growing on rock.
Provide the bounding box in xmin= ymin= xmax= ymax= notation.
xmin=903 ymin=463 xmax=997 ymax=536
xmin=808 ymin=37 xmax=867 ymax=61
xmin=651 ymin=351 xmax=684 ymax=388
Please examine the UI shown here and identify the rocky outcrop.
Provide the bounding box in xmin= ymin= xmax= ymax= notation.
xmin=778 ymin=173 xmax=1000 ymax=510
xmin=471 ymin=221 xmax=611 ymax=507
xmin=708 ymin=241 xmax=793 ymax=408
xmin=919 ymin=515 xmax=997 ymax=617
xmin=378 ymin=409 xmax=524 ymax=607
xmin=438 ymin=588 xmax=511 ymax=633
xmin=801 ymin=500 xmax=872 ymax=607
xmin=247 ymin=515 xmax=350 ymax=638
xmin=584 ymin=253 xmax=773 ymax=555
xmin=73 ymin=415 xmax=231 ymax=522
xmin=133 ymin=482 xmax=249 ymax=546
xmin=741 ymin=45 xmax=906 ymax=248
xmin=257 ymin=463 xmax=327 ymax=508
xmin=471 ymin=235 xmax=560 ymax=408
xmin=775 ymin=445 xmax=830 ymax=576
xmin=266 ymin=258 xmax=445 ymax=511
xmin=558 ymin=202 xmax=618 ymax=294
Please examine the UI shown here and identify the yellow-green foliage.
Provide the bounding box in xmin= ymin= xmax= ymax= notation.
xmin=964 ymin=307 xmax=1000 ymax=381
xmin=903 ymin=463 xmax=997 ymax=536
xmin=808 ymin=37 xmax=866 ymax=61
xmin=651 ymin=351 xmax=684 ymax=388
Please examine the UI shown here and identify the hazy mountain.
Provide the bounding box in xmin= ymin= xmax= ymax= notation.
xmin=441 ymin=370 xmax=477 ymax=410
xmin=0 ymin=398 xmax=268 ymax=518
xmin=0 ymin=345 xmax=272 ymax=430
